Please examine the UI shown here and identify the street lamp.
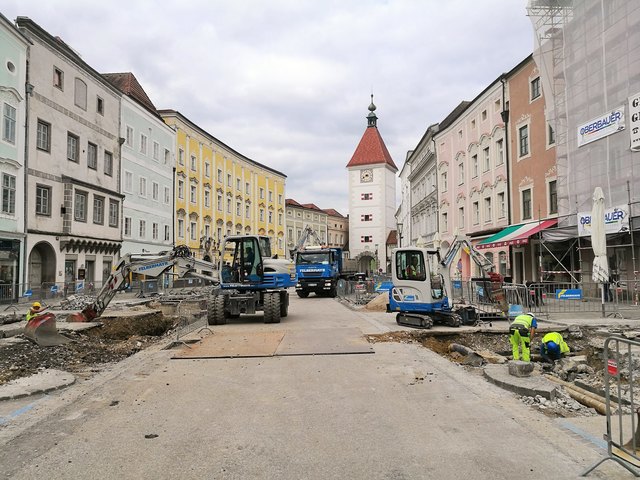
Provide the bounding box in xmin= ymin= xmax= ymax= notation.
xmin=397 ymin=222 xmax=403 ymax=247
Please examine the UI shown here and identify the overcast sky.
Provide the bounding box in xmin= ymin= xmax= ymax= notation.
xmin=4 ymin=0 xmax=533 ymax=215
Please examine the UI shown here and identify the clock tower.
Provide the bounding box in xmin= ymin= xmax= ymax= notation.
xmin=346 ymin=96 xmax=398 ymax=274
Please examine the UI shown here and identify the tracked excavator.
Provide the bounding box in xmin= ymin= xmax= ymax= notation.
xmin=25 ymin=236 xmax=296 ymax=345
xmin=387 ymin=235 xmax=507 ymax=329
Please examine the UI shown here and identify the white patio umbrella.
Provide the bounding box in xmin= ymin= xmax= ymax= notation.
xmin=591 ymin=187 xmax=609 ymax=316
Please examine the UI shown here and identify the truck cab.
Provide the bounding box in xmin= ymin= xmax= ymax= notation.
xmin=295 ymin=247 xmax=342 ymax=298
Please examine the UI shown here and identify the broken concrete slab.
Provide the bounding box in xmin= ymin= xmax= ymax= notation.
xmin=485 ymin=363 xmax=557 ymax=400
xmin=508 ymin=360 xmax=535 ymax=377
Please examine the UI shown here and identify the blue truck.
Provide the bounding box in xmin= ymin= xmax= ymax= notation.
xmin=295 ymin=247 xmax=343 ymax=298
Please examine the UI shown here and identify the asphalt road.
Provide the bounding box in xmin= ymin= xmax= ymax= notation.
xmin=0 ymin=294 xmax=624 ymax=479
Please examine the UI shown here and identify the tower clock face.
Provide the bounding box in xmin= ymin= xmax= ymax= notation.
xmin=360 ymin=169 xmax=373 ymax=183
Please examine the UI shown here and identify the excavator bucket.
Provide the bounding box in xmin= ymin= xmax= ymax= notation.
xmin=67 ymin=306 xmax=98 ymax=323
xmin=23 ymin=313 xmax=71 ymax=347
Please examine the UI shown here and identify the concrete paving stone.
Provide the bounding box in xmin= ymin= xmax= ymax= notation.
xmin=484 ymin=363 xmax=558 ymax=399
xmin=0 ymin=369 xmax=76 ymax=401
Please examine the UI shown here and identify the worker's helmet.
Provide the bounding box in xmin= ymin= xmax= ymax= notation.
xmin=526 ymin=311 xmax=536 ymax=319
xmin=546 ymin=341 xmax=561 ymax=359
xmin=32 ymin=301 xmax=41 ymax=309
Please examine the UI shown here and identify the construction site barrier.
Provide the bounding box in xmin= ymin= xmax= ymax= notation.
xmin=582 ymin=336 xmax=640 ymax=477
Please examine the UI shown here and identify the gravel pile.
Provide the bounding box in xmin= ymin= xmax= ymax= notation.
xmin=521 ymin=390 xmax=598 ymax=417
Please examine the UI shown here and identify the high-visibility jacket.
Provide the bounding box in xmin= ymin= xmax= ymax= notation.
xmin=511 ymin=314 xmax=537 ymax=329
xmin=541 ymin=332 xmax=570 ymax=354
xmin=26 ymin=309 xmax=41 ymax=322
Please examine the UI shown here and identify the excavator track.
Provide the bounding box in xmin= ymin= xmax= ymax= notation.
xmin=396 ymin=313 xmax=434 ymax=329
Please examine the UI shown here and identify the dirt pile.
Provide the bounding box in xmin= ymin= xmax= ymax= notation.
xmin=364 ymin=293 xmax=389 ymax=312
xmin=0 ymin=311 xmax=176 ymax=386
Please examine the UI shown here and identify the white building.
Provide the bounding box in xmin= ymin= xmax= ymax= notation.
xmin=0 ymin=14 xmax=29 ymax=299
xmin=17 ymin=17 xmax=123 ymax=292
xmin=346 ymin=97 xmax=398 ymax=274
xmin=103 ymin=73 xmax=175 ymax=258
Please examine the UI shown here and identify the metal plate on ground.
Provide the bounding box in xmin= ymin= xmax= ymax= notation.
xmin=275 ymin=328 xmax=374 ymax=356
xmin=172 ymin=331 xmax=285 ymax=359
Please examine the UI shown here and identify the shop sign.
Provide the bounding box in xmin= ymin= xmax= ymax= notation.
xmin=577 ymin=204 xmax=629 ymax=237
xmin=577 ymin=106 xmax=625 ymax=147
xmin=630 ymin=91 xmax=640 ymax=152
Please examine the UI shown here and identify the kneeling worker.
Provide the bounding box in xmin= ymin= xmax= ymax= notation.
xmin=26 ymin=301 xmax=44 ymax=322
xmin=540 ymin=332 xmax=570 ymax=362
xmin=509 ymin=312 xmax=538 ymax=362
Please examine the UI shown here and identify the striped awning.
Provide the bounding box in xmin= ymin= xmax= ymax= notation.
xmin=477 ymin=219 xmax=558 ymax=249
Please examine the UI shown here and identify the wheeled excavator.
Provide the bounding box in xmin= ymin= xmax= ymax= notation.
xmin=25 ymin=236 xmax=296 ymax=345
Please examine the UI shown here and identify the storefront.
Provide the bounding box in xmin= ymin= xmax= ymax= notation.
xmin=0 ymin=239 xmax=22 ymax=303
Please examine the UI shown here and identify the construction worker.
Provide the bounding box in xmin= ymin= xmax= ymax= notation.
xmin=509 ymin=311 xmax=538 ymax=362
xmin=540 ymin=332 xmax=570 ymax=363
xmin=26 ymin=301 xmax=43 ymax=322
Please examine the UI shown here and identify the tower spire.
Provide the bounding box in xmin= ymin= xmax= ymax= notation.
xmin=367 ymin=94 xmax=377 ymax=128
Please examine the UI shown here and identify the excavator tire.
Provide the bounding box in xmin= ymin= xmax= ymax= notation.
xmin=279 ymin=291 xmax=289 ymax=318
xmin=296 ymin=290 xmax=309 ymax=298
xmin=207 ymin=294 xmax=227 ymax=325
xmin=264 ymin=292 xmax=281 ymax=324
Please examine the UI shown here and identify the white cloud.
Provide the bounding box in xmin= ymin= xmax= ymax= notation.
xmin=3 ymin=0 xmax=533 ymax=214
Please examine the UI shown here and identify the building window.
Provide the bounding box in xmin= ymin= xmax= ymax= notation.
xmin=36 ymin=119 xmax=51 ymax=152
xmin=472 ymin=155 xmax=478 ymax=177
xmin=164 ymin=148 xmax=171 ymax=164
xmin=458 ymin=207 xmax=465 ymax=229
xmin=227 ymin=198 xmax=232 ymax=214
xmin=236 ymin=201 xmax=242 ymax=216
xmin=278 ymin=194 xmax=283 ymax=204
xmin=109 ymin=199 xmax=119 ymax=227
xmin=178 ymin=148 xmax=184 ymax=165
xmin=74 ymin=191 xmax=87 ymax=222
xmin=549 ymin=180 xmax=558 ymax=215
xmin=236 ymin=178 xmax=241 ymax=191
xmin=245 ymin=182 xmax=250 ymax=194
xmin=204 ymin=189 xmax=210 ymax=207
xmin=205 ymin=162 xmax=210 ymax=177
xmin=361 ymin=214 xmax=373 ymax=221
xmin=268 ymin=211 xmax=273 ymax=223
xmin=217 ymin=169 xmax=223 ymax=183
xmin=164 ymin=186 xmax=170 ymax=204
xmin=259 ymin=208 xmax=264 ymax=221
xmin=522 ymin=188 xmax=532 ymax=220
xmin=518 ymin=125 xmax=529 ymax=157
xmin=472 ymin=201 xmax=479 ymax=225
xmin=227 ymin=174 xmax=232 ymax=187
xmin=484 ymin=197 xmax=492 ymax=223
xmin=93 ymin=196 xmax=104 ymax=224
xmin=124 ymin=171 xmax=133 ymax=193
xmin=87 ymin=142 xmax=97 ymax=169
xmin=2 ymin=103 xmax=16 ymax=144
xmin=96 ymin=96 xmax=104 ymax=115
xmin=126 ymin=126 xmax=133 ymax=147
xmin=36 ymin=185 xmax=51 ymax=216
xmin=361 ymin=193 xmax=373 ymax=200
xmin=441 ymin=172 xmax=447 ymax=191
xmin=164 ymin=225 xmax=170 ymax=241
xmin=67 ymin=132 xmax=79 ymax=162
xmin=140 ymin=134 xmax=147 ymax=155
xmin=361 ymin=236 xmax=372 ymax=243
xmin=548 ymin=124 xmax=555 ymax=145
xmin=482 ymin=109 xmax=487 ymax=121
xmin=190 ymin=184 xmax=197 ymax=203
xmin=217 ymin=194 xmax=222 ymax=211
xmin=124 ymin=217 xmax=131 ymax=237
xmin=530 ymin=77 xmax=541 ymax=100
xmin=471 ymin=119 xmax=476 ymax=129
xmin=139 ymin=177 xmax=147 ymax=197
xmin=499 ymin=251 xmax=508 ymax=276
xmin=190 ymin=155 xmax=196 ymax=171
xmin=246 ymin=204 xmax=250 ymax=219
xmin=268 ymin=191 xmax=273 ymax=202
xmin=153 ymin=223 xmax=159 ymax=240
xmin=152 ymin=182 xmax=159 ymax=201
xmin=259 ymin=187 xmax=264 ymax=199
xmin=1 ymin=173 xmax=16 ymax=214
xmin=74 ymin=78 xmax=87 ymax=110
xmin=138 ymin=220 xmax=146 ymax=238
xmin=458 ymin=162 xmax=465 ymax=184
xmin=497 ymin=192 xmax=505 ymax=218
xmin=483 ymin=147 xmax=490 ymax=172
xmin=178 ymin=219 xmax=184 ymax=238
xmin=104 ymin=151 xmax=113 ymax=176
xmin=178 ymin=180 xmax=184 ymax=199
xmin=278 ymin=213 xmax=283 ymax=225
xmin=442 ymin=212 xmax=448 ymax=232
xmin=53 ymin=67 xmax=64 ymax=89
xmin=496 ymin=139 xmax=504 ymax=165
xmin=190 ymin=221 xmax=196 ymax=241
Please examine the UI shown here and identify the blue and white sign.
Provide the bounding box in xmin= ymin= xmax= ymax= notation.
xmin=556 ymin=289 xmax=583 ymax=300
xmin=577 ymin=107 xmax=625 ymax=147
xmin=577 ymin=204 xmax=630 ymax=237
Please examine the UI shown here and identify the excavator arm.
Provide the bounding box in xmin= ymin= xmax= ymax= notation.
xmin=69 ymin=245 xmax=219 ymax=322
xmin=290 ymin=225 xmax=324 ymax=258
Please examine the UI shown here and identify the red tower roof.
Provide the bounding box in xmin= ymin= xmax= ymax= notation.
xmin=346 ymin=126 xmax=397 ymax=170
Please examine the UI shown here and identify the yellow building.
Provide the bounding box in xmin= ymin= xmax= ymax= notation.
xmin=159 ymin=110 xmax=287 ymax=259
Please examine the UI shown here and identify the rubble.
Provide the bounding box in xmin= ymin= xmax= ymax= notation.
xmin=521 ymin=389 xmax=599 ymax=417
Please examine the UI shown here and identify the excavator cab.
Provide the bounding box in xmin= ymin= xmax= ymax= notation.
xmin=220 ymin=236 xmax=264 ymax=285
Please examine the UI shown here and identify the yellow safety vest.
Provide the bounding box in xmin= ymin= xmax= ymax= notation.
xmin=542 ymin=332 xmax=570 ymax=354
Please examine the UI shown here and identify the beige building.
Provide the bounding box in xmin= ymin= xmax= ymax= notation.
xmin=285 ymin=199 xmax=327 ymax=256
xmin=324 ymin=209 xmax=348 ymax=249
